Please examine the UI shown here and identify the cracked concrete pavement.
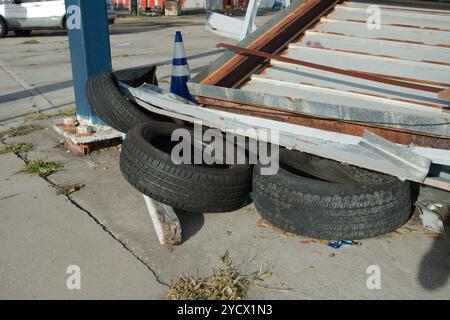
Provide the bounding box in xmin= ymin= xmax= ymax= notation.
xmin=0 ymin=151 xmax=168 ymax=299
xmin=0 ymin=14 xmax=449 ymax=300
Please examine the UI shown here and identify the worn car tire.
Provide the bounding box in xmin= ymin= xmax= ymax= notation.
xmin=120 ymin=122 xmax=253 ymax=213
xmin=0 ymin=17 xmax=8 ymax=38
xmin=253 ymin=150 xmax=412 ymax=240
xmin=86 ymin=72 xmax=155 ymax=133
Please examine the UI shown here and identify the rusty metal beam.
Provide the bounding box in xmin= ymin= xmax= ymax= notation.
xmin=197 ymin=96 xmax=450 ymax=149
xmin=202 ymin=0 xmax=342 ymax=88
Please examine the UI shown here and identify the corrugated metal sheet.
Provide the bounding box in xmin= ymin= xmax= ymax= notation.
xmin=248 ymin=1 xmax=450 ymax=114
xmin=244 ymin=0 xmax=450 ymax=107
xmin=190 ymin=0 xmax=450 ymax=141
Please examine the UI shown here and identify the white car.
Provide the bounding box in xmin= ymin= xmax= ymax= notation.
xmin=0 ymin=0 xmax=116 ymax=38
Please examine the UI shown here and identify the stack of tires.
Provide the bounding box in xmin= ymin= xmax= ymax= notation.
xmin=87 ymin=67 xmax=253 ymax=214
xmin=86 ymin=67 xmax=413 ymax=240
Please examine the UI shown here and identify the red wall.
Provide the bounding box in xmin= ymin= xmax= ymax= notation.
xmin=140 ymin=0 xmax=165 ymax=8
xmin=113 ymin=0 xmax=131 ymax=10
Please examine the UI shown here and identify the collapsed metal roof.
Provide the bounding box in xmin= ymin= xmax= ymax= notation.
xmin=124 ymin=0 xmax=450 ymax=190
xmin=189 ymin=0 xmax=450 ymax=149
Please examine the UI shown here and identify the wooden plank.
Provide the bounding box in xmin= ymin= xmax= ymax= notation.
xmin=143 ymin=196 xmax=182 ymax=247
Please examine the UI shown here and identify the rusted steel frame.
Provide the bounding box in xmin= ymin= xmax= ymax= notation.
xmin=217 ymin=43 xmax=445 ymax=94
xmin=197 ymin=96 xmax=450 ymax=150
xmin=350 ymin=70 xmax=450 ymax=88
xmin=202 ymin=0 xmax=342 ymax=88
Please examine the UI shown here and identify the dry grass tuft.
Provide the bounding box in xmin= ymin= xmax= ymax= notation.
xmin=27 ymin=107 xmax=77 ymax=121
xmin=27 ymin=112 xmax=51 ymax=121
xmin=0 ymin=142 xmax=34 ymax=155
xmin=54 ymin=106 xmax=77 ymax=117
xmin=167 ymin=251 xmax=271 ymax=300
xmin=22 ymin=159 xmax=64 ymax=177
xmin=6 ymin=125 xmax=42 ymax=137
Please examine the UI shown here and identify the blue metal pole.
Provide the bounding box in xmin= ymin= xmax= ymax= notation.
xmin=65 ymin=0 xmax=112 ymax=126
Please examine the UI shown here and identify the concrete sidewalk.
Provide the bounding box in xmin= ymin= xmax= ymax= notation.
xmin=0 ymin=152 xmax=167 ymax=299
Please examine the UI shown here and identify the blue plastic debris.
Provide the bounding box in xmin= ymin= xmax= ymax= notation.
xmin=272 ymin=0 xmax=286 ymax=11
xmin=328 ymin=240 xmax=356 ymax=249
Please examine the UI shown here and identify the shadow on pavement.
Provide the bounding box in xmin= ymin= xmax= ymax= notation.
xmin=8 ymin=30 xmax=67 ymax=38
xmin=0 ymin=80 xmax=73 ymax=105
xmin=176 ymin=211 xmax=205 ymax=243
xmin=109 ymin=20 xmax=204 ymax=35
xmin=418 ymin=207 xmax=450 ymax=290
xmin=0 ymin=49 xmax=224 ymax=111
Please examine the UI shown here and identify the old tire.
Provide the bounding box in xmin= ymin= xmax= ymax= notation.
xmin=120 ymin=122 xmax=253 ymax=213
xmin=86 ymin=72 xmax=154 ymax=133
xmin=253 ymin=150 xmax=412 ymax=240
xmin=0 ymin=17 xmax=8 ymax=38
